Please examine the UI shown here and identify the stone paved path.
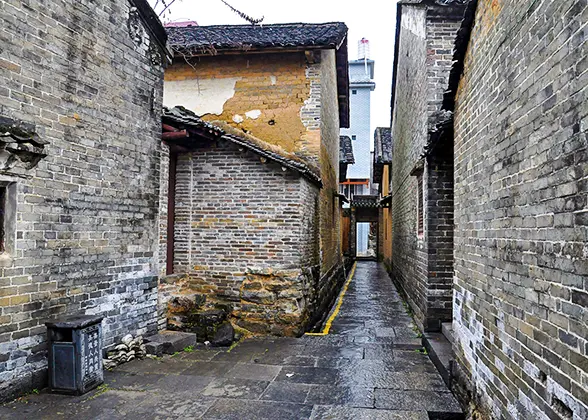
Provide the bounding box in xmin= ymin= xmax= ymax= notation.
xmin=0 ymin=261 xmax=462 ymax=419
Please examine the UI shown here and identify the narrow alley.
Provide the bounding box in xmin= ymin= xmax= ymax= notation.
xmin=0 ymin=262 xmax=462 ymax=419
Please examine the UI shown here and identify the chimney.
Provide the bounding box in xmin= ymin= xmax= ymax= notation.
xmin=358 ymin=38 xmax=370 ymax=60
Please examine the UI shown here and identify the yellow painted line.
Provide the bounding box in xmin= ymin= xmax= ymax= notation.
xmin=305 ymin=261 xmax=357 ymax=336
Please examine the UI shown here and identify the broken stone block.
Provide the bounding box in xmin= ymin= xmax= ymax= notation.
xmin=144 ymin=330 xmax=197 ymax=355
xmin=187 ymin=309 xmax=229 ymax=341
xmin=121 ymin=334 xmax=133 ymax=346
xmin=211 ymin=322 xmax=235 ymax=347
xmin=144 ymin=341 xmax=164 ymax=357
xmin=168 ymin=293 xmax=207 ymax=314
xmin=241 ymin=288 xmax=276 ymax=304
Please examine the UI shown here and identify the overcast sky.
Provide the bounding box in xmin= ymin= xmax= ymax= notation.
xmin=164 ymin=0 xmax=397 ymax=140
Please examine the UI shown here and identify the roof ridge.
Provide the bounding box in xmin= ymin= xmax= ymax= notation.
xmin=168 ymin=22 xmax=346 ymax=29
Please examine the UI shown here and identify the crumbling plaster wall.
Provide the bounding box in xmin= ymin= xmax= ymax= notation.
xmin=164 ymin=53 xmax=317 ymax=156
xmin=453 ymin=1 xmax=588 ymax=419
xmin=0 ymin=0 xmax=165 ymax=401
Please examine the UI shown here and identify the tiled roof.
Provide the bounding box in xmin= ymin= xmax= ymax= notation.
xmin=166 ymin=22 xmax=350 ymax=130
xmin=373 ymin=127 xmax=392 ymax=186
xmin=374 ymin=128 xmax=392 ymax=164
xmin=339 ymin=136 xmax=355 ymax=164
xmin=434 ymin=0 xmax=468 ymax=5
xmin=400 ymin=0 xmax=467 ymax=4
xmin=351 ymin=195 xmax=381 ymax=208
xmin=162 ymin=106 xmax=224 ymax=137
xmin=167 ymin=22 xmax=348 ymax=54
xmin=162 ymin=106 xmax=322 ymax=186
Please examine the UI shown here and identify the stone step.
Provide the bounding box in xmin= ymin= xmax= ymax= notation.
xmin=423 ymin=332 xmax=454 ymax=389
xmin=441 ymin=322 xmax=454 ymax=343
xmin=143 ymin=330 xmax=197 ymax=356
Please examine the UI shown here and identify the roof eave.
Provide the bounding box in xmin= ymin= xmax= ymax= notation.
xmin=129 ymin=0 xmax=173 ymax=64
xmin=172 ymin=43 xmax=343 ymax=57
xmin=336 ymin=36 xmax=350 ymax=128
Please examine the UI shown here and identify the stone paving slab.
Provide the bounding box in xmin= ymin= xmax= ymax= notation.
xmin=309 ymin=406 xmax=429 ymax=420
xmin=0 ymin=262 xmax=463 ymax=419
xmin=260 ymin=382 xmax=310 ymax=403
xmin=202 ymin=398 xmax=313 ymax=420
xmin=375 ymin=389 xmax=464 ymax=419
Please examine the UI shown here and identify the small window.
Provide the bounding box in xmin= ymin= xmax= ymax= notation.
xmin=352 ymin=90 xmax=357 ymax=95
xmin=416 ymin=174 xmax=424 ymax=237
xmin=352 ymin=135 xmax=357 ymax=140
xmin=0 ymin=182 xmax=16 ymax=256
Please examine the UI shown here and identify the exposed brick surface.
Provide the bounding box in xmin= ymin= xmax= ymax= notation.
xmin=453 ymin=1 xmax=588 ymax=419
xmin=0 ymin=0 xmax=165 ymax=401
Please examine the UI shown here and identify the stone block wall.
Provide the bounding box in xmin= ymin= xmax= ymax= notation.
xmin=0 ymin=0 xmax=165 ymax=401
xmin=164 ymin=139 xmax=321 ymax=336
xmin=452 ymin=0 xmax=588 ymax=418
xmin=390 ymin=2 xmax=463 ymax=331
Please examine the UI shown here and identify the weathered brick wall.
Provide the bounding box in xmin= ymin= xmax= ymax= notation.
xmin=163 ymin=49 xmax=344 ymax=332
xmin=426 ymin=150 xmax=454 ymax=329
xmin=312 ymin=49 xmax=346 ymax=326
xmin=391 ymin=3 xmax=462 ymax=331
xmin=318 ymin=50 xmax=343 ymax=277
xmin=0 ymin=0 xmax=165 ymax=401
xmin=157 ymin=143 xmax=170 ymax=331
xmin=168 ymin=140 xmax=320 ymax=336
xmin=391 ymin=4 xmax=432 ymax=329
xmin=453 ymin=1 xmax=588 ymax=418
xmin=164 ymin=52 xmax=342 ymax=272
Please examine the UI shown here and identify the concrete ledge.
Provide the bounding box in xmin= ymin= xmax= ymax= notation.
xmin=423 ymin=332 xmax=454 ymax=388
xmin=144 ymin=330 xmax=197 ymax=356
xmin=442 ymin=322 xmax=454 ymax=343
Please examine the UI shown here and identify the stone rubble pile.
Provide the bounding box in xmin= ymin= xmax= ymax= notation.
xmin=103 ymin=334 xmax=146 ymax=369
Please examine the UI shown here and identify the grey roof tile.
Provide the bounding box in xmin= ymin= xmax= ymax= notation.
xmin=167 ymin=22 xmax=348 ymax=54
xmin=340 ymin=135 xmax=355 ymax=164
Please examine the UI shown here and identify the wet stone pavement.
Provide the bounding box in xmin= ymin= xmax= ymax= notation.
xmin=0 ymin=262 xmax=463 ymax=419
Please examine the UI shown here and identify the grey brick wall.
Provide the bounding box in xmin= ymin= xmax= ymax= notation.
xmin=453 ymin=1 xmax=588 ymax=418
xmin=426 ymin=149 xmax=454 ymax=329
xmin=0 ymin=0 xmax=165 ymax=401
xmin=391 ymin=4 xmax=429 ymax=328
xmin=390 ymin=3 xmax=463 ymax=331
xmin=167 ymin=139 xmax=321 ymax=336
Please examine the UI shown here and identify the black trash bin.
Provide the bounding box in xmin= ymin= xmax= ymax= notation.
xmin=45 ymin=315 xmax=104 ymax=395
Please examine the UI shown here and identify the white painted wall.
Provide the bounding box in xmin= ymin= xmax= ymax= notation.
xmin=163 ymin=78 xmax=241 ymax=116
